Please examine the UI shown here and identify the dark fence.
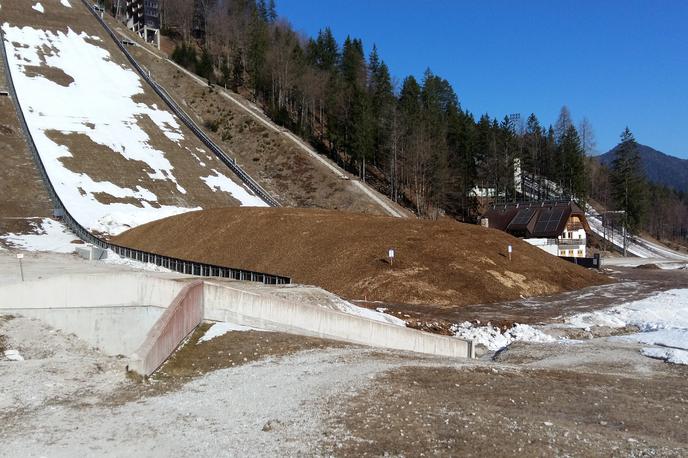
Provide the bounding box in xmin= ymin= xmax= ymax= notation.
xmin=0 ymin=25 xmax=290 ymax=285
xmin=560 ymin=254 xmax=601 ymax=270
xmin=81 ymin=0 xmax=280 ymax=208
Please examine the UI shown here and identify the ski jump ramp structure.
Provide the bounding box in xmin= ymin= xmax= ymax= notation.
xmin=0 ymin=273 xmax=475 ymax=376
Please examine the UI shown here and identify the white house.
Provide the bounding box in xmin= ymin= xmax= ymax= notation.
xmin=482 ymin=201 xmax=589 ymax=258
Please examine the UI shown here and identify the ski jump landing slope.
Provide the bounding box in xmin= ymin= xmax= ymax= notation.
xmin=1 ymin=0 xmax=268 ymax=236
xmin=587 ymin=213 xmax=688 ymax=261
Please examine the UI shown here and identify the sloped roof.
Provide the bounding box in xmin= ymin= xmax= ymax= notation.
xmin=483 ymin=201 xmax=589 ymax=238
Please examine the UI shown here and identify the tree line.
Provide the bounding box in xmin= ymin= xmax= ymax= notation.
xmin=590 ymin=128 xmax=688 ymax=244
xmin=151 ymin=0 xmax=687 ymax=246
xmin=157 ymin=0 xmax=591 ymax=219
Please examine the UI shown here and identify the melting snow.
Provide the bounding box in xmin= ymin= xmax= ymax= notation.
xmin=1 ymin=24 xmax=265 ymax=235
xmin=565 ymin=289 xmax=688 ymax=365
xmin=452 ymin=322 xmax=555 ymax=351
xmin=32 ymin=3 xmax=44 ymax=13
xmin=60 ymin=0 xmax=71 ymax=7
xmin=198 ymin=322 xmax=263 ymax=343
xmin=332 ymin=299 xmax=406 ymax=326
xmin=641 ymin=347 xmax=688 ymax=365
xmin=0 ymin=218 xmax=81 ymax=253
xmin=200 ymin=170 xmax=268 ymax=207
xmin=3 ymin=350 xmax=24 ymax=361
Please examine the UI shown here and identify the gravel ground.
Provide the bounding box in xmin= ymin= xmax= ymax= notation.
xmin=2 ymin=312 xmax=687 ymax=457
xmin=0 ymin=315 xmax=443 ymax=457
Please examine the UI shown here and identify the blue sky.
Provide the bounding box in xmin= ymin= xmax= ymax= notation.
xmin=278 ymin=0 xmax=688 ymax=159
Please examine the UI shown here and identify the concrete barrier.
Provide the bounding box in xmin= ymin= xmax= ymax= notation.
xmin=128 ymin=280 xmax=204 ymax=376
xmin=0 ymin=272 xmax=186 ymax=309
xmin=204 ymin=282 xmax=474 ymax=359
xmin=0 ymin=305 xmax=163 ymax=355
xmin=0 ymin=272 xmax=186 ymax=355
xmin=0 ymin=273 xmax=474 ymax=373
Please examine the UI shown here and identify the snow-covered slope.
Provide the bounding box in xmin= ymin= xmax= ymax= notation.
xmin=1 ymin=0 xmax=267 ymax=236
xmin=587 ymin=213 xmax=688 ymax=261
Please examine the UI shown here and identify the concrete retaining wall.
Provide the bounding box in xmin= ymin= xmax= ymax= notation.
xmin=0 ymin=272 xmax=186 ymax=355
xmin=1 ymin=305 xmax=163 ymax=355
xmin=0 ymin=273 xmax=474 ymax=373
xmin=0 ymin=272 xmax=186 ymax=309
xmin=128 ymin=281 xmax=205 ymax=376
xmin=204 ymin=283 xmax=474 ymax=359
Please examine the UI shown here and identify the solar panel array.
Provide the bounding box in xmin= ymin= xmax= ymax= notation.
xmin=508 ymin=207 xmax=537 ymax=229
xmin=533 ymin=207 xmax=567 ymax=235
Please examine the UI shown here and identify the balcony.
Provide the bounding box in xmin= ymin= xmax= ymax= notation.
xmin=558 ymin=238 xmax=585 ymax=246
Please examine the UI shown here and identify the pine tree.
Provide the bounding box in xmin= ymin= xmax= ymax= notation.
xmin=558 ymin=124 xmax=587 ymax=200
xmin=610 ymin=127 xmax=647 ymax=234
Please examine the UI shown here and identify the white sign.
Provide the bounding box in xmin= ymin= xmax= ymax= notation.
xmin=388 ymin=249 xmax=395 ymax=259
xmin=507 ymin=245 xmax=512 ymax=253
xmin=16 ymin=253 xmax=24 ymax=259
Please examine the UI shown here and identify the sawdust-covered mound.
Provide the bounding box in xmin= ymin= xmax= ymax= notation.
xmin=114 ymin=208 xmax=608 ymax=306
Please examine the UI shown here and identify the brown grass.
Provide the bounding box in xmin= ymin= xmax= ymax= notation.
xmin=114 ymin=207 xmax=609 ymax=307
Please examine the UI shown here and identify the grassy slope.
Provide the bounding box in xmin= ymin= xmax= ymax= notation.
xmin=114 ymin=207 xmax=609 ymax=306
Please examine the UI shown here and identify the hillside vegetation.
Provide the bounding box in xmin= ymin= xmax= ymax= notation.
xmin=157 ymin=0 xmax=589 ymax=220
xmin=598 ymin=143 xmax=688 ymax=194
xmin=114 ymin=208 xmax=607 ymax=306
xmin=111 ymin=20 xmax=403 ymax=216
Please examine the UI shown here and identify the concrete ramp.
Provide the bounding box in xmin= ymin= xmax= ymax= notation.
xmin=204 ymin=282 xmax=474 ymax=359
xmin=0 ymin=273 xmax=474 ymax=375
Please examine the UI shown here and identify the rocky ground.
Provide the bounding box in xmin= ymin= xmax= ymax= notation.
xmin=2 ymin=263 xmax=687 ymax=456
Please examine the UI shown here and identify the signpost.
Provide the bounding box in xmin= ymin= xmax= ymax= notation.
xmin=507 ymin=245 xmax=512 ymax=262
xmin=16 ymin=253 xmax=24 ymax=281
xmin=388 ymin=248 xmax=395 ymax=267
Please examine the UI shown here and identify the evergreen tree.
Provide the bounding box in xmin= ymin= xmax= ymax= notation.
xmin=558 ymin=124 xmax=587 ymax=200
xmin=267 ymin=0 xmax=277 ymax=23
xmin=610 ymin=127 xmax=647 ymax=234
xmin=196 ymin=47 xmax=213 ymax=81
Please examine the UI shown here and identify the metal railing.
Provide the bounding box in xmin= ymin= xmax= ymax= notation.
xmin=81 ymin=0 xmax=280 ymax=207
xmin=0 ymin=25 xmax=290 ymax=285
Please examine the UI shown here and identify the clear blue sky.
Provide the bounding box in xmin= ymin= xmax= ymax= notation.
xmin=278 ymin=0 xmax=688 ymax=158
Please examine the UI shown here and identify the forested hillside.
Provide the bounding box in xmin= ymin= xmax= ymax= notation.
xmin=597 ymin=144 xmax=688 ymax=194
xmin=588 ymin=131 xmax=688 ymax=244
xmin=120 ymin=0 xmax=687 ymax=245
xmin=148 ymin=0 xmax=589 ymax=220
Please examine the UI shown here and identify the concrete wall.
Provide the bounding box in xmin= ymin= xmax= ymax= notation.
xmin=0 ymin=272 xmax=186 ymax=309
xmin=128 ymin=281 xmax=204 ymax=376
xmin=0 ymin=272 xmax=186 ymax=355
xmin=0 ymin=272 xmax=475 ymax=371
xmin=203 ymin=282 xmax=474 ymax=359
xmin=2 ymin=305 xmax=163 ymax=355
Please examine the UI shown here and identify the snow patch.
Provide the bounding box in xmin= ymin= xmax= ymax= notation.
xmin=60 ymin=0 xmax=72 ymax=7
xmin=2 ymin=25 xmax=264 ymax=234
xmin=200 ymin=169 xmax=268 ymax=207
xmin=565 ymin=289 xmax=688 ymax=365
xmin=452 ymin=322 xmax=555 ymax=351
xmin=4 ymin=350 xmax=24 ymax=361
xmin=331 ymin=299 xmax=406 ymax=326
xmin=32 ymin=3 xmax=44 ymax=13
xmin=0 ymin=218 xmax=81 ymax=253
xmin=641 ymin=347 xmax=688 ymax=365
xmin=565 ymin=289 xmax=688 ymax=331
xmin=100 ymin=249 xmax=172 ymax=272
xmin=198 ymin=322 xmax=263 ymax=343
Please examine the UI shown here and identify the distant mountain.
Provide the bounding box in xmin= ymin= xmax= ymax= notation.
xmin=597 ymin=144 xmax=688 ymax=194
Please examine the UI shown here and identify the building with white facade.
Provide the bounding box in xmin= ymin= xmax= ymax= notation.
xmin=482 ymin=201 xmax=589 ymax=258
